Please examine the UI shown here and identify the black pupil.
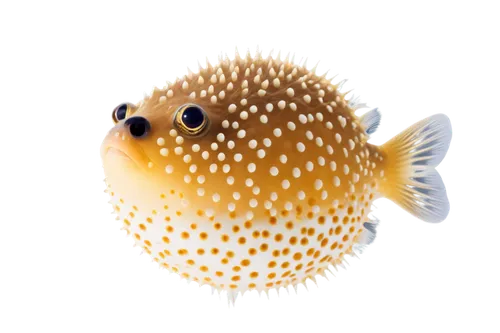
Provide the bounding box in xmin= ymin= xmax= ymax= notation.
xmin=115 ymin=104 xmax=128 ymax=121
xmin=181 ymin=106 xmax=205 ymax=129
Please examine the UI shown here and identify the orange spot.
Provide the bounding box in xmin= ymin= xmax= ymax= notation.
xmin=199 ymin=232 xmax=208 ymax=240
xmin=181 ymin=232 xmax=190 ymax=239
xmin=221 ymin=234 xmax=229 ymax=242
xmin=197 ymin=248 xmax=205 ymax=255
xmin=139 ymin=224 xmax=146 ymax=231
xmin=200 ymin=266 xmax=208 ymax=272
xmin=274 ymin=234 xmax=283 ymax=242
xmin=335 ymin=226 xmax=342 ymax=235
xmin=250 ymin=272 xmax=259 ymax=278
xmin=268 ymin=261 xmax=277 ymax=268
xmin=146 ymin=217 xmax=153 ymax=223
xmin=248 ymin=248 xmax=257 ymax=256
xmin=211 ymin=248 xmax=219 ymax=255
xmin=232 ymin=225 xmax=240 ymax=233
xmin=259 ymin=243 xmax=269 ymax=252
xmin=238 ymin=237 xmax=246 ymax=245
xmin=162 ymin=236 xmax=170 ymax=244
xmin=293 ymin=252 xmax=303 ymax=261
xmin=241 ymin=259 xmax=250 ymax=266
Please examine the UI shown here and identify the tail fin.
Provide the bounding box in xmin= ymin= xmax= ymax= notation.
xmin=381 ymin=114 xmax=452 ymax=223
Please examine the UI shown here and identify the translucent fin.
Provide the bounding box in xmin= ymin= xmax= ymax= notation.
xmin=381 ymin=114 xmax=452 ymax=223
xmin=360 ymin=108 xmax=381 ymax=135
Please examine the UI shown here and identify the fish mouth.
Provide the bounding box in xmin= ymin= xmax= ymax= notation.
xmin=101 ymin=140 xmax=149 ymax=172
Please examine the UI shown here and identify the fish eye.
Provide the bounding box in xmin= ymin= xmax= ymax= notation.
xmin=174 ymin=104 xmax=209 ymax=136
xmin=112 ymin=103 xmax=134 ymax=123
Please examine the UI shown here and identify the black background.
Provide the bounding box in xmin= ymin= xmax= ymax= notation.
xmin=94 ymin=35 xmax=468 ymax=316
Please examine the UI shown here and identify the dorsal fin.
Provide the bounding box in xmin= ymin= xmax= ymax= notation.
xmin=360 ymin=108 xmax=381 ymax=135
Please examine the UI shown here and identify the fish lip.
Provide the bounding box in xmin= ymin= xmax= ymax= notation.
xmin=101 ymin=144 xmax=148 ymax=172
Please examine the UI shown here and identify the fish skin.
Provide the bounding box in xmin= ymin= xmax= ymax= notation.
xmin=101 ymin=51 xmax=451 ymax=297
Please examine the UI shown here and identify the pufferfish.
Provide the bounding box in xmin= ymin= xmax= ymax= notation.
xmin=101 ymin=51 xmax=452 ymax=302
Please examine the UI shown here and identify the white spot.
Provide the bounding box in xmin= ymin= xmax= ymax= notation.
xmin=189 ymin=164 xmax=197 ymax=173
xmin=298 ymin=114 xmax=307 ymax=124
xmin=286 ymin=88 xmax=294 ymax=97
xmin=228 ymin=104 xmax=237 ymax=113
xmin=338 ymin=116 xmax=347 ymax=128
xmin=279 ymin=154 xmax=287 ymax=164
xmin=296 ymin=142 xmax=306 ymax=152
xmin=263 ymin=138 xmax=272 ymax=147
xmin=330 ymin=161 xmax=337 ymax=171
xmin=281 ymin=179 xmax=290 ymax=189
xmin=217 ymin=152 xmax=226 ymax=161
xmin=245 ymin=178 xmax=254 ymax=187
xmin=184 ymin=175 xmax=191 ymax=183
xmin=297 ymin=191 xmax=306 ymax=200
xmin=273 ymin=128 xmax=282 ymax=137
xmin=278 ymin=100 xmax=286 ymax=109
xmin=287 ymin=122 xmax=296 ymax=131
xmin=237 ymin=130 xmax=246 ymax=138
xmin=270 ymin=166 xmax=279 ymax=176
xmin=201 ymin=151 xmax=209 ymax=160
xmin=227 ymin=176 xmax=235 ymax=185
xmin=258 ymin=89 xmax=266 ymax=96
xmin=227 ymin=140 xmax=235 ymax=149
xmin=335 ymin=133 xmax=342 ymax=143
xmin=182 ymin=81 xmax=189 ymax=90
xmin=175 ymin=136 xmax=184 ymax=145
xmin=260 ymin=115 xmax=268 ymax=124
xmin=160 ymin=148 xmax=169 ymax=156
xmin=289 ymin=103 xmax=297 ymax=111
xmin=197 ymin=188 xmax=205 ymax=196
xmin=223 ymin=164 xmax=231 ymax=173
xmin=249 ymin=199 xmax=258 ymax=208
xmin=266 ymin=103 xmax=274 ymax=112
xmin=209 ymin=164 xmax=217 ymax=173
xmin=240 ymin=98 xmax=247 ymax=106
xmin=217 ymin=133 xmax=225 ymax=142
xmin=218 ymin=91 xmax=225 ymax=100
xmin=247 ymin=163 xmax=256 ymax=173
xmin=249 ymin=105 xmax=258 ymax=113
xmin=240 ymin=111 xmax=249 ymax=120
xmin=257 ymin=149 xmax=266 ymax=159
xmin=248 ymin=140 xmax=257 ymax=149
xmin=270 ymin=192 xmax=278 ymax=201
xmin=157 ymin=138 xmax=165 ymax=146
xmin=165 ymin=165 xmax=174 ymax=174
xmin=211 ymin=142 xmax=218 ymax=151
xmin=212 ymin=193 xmax=220 ymax=203
xmin=183 ymin=154 xmax=192 ymax=163
xmin=303 ymin=95 xmax=311 ymax=103
xmin=344 ymin=165 xmax=350 ymax=175
xmin=306 ymin=161 xmax=314 ymax=171
xmin=210 ymin=95 xmax=217 ymax=104
xmin=333 ymin=176 xmax=340 ymax=187
xmin=273 ymin=78 xmax=280 ymax=88
xmin=293 ymin=168 xmax=301 ymax=178
xmin=234 ymin=153 xmax=243 ymax=162
xmin=174 ymin=147 xmax=183 ymax=155
xmin=348 ymin=139 xmax=355 ymax=150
